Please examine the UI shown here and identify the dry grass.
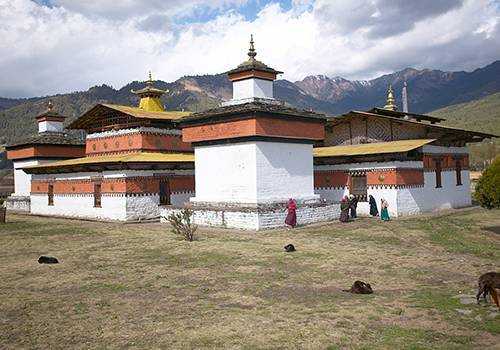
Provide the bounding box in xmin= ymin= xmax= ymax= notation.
xmin=0 ymin=208 xmax=499 ymax=349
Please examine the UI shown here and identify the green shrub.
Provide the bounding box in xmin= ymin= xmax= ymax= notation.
xmin=474 ymin=156 xmax=500 ymax=209
xmin=165 ymin=208 xmax=197 ymax=241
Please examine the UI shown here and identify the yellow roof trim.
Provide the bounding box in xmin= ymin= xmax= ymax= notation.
xmin=313 ymin=139 xmax=435 ymax=158
xmin=101 ymin=103 xmax=192 ymax=120
xmin=24 ymin=152 xmax=194 ymax=170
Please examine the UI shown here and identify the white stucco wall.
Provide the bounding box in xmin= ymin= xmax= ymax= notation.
xmin=29 ymin=169 xmax=195 ymax=221
xmin=313 ymin=160 xmax=471 ymax=218
xmin=192 ymin=141 xmax=317 ymax=204
xmin=161 ymin=203 xmax=340 ymax=230
xmin=38 ymin=121 xmax=64 ymax=133
xmin=14 ymin=159 xmax=53 ymax=196
xmin=232 ymin=78 xmax=273 ymax=100
xmin=396 ymin=170 xmax=471 ymax=216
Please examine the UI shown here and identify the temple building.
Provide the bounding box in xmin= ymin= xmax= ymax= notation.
xmin=8 ymin=37 xmax=496 ymax=228
xmin=19 ymin=74 xmax=195 ymax=221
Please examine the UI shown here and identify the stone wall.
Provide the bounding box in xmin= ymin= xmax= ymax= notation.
xmin=6 ymin=195 xmax=30 ymax=212
xmin=160 ymin=202 xmax=340 ymax=230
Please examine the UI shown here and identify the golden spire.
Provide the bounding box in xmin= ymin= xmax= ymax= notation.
xmin=131 ymin=71 xmax=166 ymax=112
xmin=384 ymin=84 xmax=397 ymax=111
xmin=248 ymin=34 xmax=256 ymax=61
xmin=47 ymin=100 xmax=53 ymax=111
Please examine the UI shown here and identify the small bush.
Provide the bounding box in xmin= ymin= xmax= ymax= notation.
xmin=0 ymin=198 xmax=5 ymax=207
xmin=166 ymin=209 xmax=197 ymax=241
xmin=474 ymin=156 xmax=500 ymax=209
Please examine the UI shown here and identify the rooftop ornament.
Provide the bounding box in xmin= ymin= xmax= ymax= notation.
xmin=384 ymin=84 xmax=397 ymax=111
xmin=131 ymin=71 xmax=168 ymax=112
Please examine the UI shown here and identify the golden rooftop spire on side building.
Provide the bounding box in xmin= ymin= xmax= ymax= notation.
xmin=131 ymin=71 xmax=167 ymax=112
xmin=384 ymin=84 xmax=397 ymax=111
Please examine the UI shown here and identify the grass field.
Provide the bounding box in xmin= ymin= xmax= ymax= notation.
xmin=1 ymin=209 xmax=499 ymax=349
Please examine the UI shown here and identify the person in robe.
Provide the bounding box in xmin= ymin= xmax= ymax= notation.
xmin=380 ymin=198 xmax=390 ymax=221
xmin=339 ymin=196 xmax=350 ymax=222
xmin=285 ymin=198 xmax=297 ymax=229
xmin=369 ymin=195 xmax=378 ymax=217
xmin=348 ymin=194 xmax=358 ymax=219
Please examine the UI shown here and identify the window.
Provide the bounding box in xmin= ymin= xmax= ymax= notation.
xmin=159 ymin=179 xmax=171 ymax=205
xmin=351 ymin=175 xmax=367 ymax=201
xmin=93 ymin=182 xmax=102 ymax=208
xmin=48 ymin=184 xmax=54 ymax=206
xmin=435 ymin=159 xmax=442 ymax=188
xmin=455 ymin=159 xmax=462 ymax=186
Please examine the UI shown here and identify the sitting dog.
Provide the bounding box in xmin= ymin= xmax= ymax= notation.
xmin=284 ymin=244 xmax=296 ymax=252
xmin=476 ymin=272 xmax=500 ymax=308
xmin=38 ymin=256 xmax=59 ymax=264
xmin=343 ymin=280 xmax=373 ymax=294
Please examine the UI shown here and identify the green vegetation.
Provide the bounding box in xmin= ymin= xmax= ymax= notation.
xmin=0 ymin=208 xmax=499 ymax=349
xmin=431 ymin=93 xmax=500 ymax=168
xmin=474 ymin=156 xmax=500 ymax=209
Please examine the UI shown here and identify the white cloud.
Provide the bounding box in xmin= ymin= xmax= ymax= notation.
xmin=0 ymin=0 xmax=498 ymax=97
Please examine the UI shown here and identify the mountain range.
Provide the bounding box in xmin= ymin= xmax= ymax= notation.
xmin=1 ymin=60 xmax=499 ymax=145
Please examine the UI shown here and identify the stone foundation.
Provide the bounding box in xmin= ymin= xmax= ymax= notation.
xmin=6 ymin=195 xmax=30 ymax=212
xmin=160 ymin=201 xmax=340 ymax=230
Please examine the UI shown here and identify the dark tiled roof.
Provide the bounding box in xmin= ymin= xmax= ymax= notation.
xmin=181 ymin=101 xmax=326 ymax=123
xmin=7 ymin=132 xmax=85 ymax=148
xmin=368 ymin=108 xmax=446 ymax=123
xmin=226 ymin=59 xmax=283 ymax=75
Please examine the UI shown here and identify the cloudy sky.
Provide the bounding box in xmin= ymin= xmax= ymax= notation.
xmin=0 ymin=0 xmax=499 ymax=98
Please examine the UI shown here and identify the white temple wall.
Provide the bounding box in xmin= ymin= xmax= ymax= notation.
xmin=397 ymin=170 xmax=471 ymax=216
xmin=14 ymin=159 xmax=53 ymax=196
xmin=126 ymin=195 xmax=160 ymax=221
xmin=31 ymin=194 xmax=127 ymax=220
xmin=255 ymin=142 xmax=318 ymax=203
xmin=192 ymin=141 xmax=317 ymax=204
xmin=232 ymin=78 xmax=273 ymax=100
xmin=192 ymin=142 xmax=257 ymax=203
xmin=38 ymin=121 xmax=63 ymax=133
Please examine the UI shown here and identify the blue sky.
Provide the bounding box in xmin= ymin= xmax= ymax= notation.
xmin=0 ymin=0 xmax=499 ymax=97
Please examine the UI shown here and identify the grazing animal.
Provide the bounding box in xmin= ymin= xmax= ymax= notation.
xmin=476 ymin=272 xmax=500 ymax=307
xmin=38 ymin=256 xmax=59 ymax=264
xmin=343 ymin=280 xmax=373 ymax=294
xmin=284 ymin=244 xmax=296 ymax=252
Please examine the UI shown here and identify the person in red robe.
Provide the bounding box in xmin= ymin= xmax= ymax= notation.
xmin=285 ymin=198 xmax=297 ymax=229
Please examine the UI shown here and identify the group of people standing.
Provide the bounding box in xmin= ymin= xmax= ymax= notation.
xmin=284 ymin=194 xmax=390 ymax=229
xmin=339 ymin=194 xmax=390 ymax=223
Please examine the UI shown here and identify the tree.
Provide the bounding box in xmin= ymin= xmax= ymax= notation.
xmin=474 ymin=156 xmax=500 ymax=209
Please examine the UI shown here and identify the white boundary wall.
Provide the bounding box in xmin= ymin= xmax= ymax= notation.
xmin=161 ymin=203 xmax=340 ymax=230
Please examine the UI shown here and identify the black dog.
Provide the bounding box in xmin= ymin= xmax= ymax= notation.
xmin=343 ymin=280 xmax=373 ymax=294
xmin=284 ymin=244 xmax=295 ymax=252
xmin=38 ymin=256 xmax=59 ymax=264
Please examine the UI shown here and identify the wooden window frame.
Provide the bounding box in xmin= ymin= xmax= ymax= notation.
xmin=48 ymin=183 xmax=54 ymax=206
xmin=93 ymin=181 xmax=102 ymax=208
xmin=455 ymin=159 xmax=462 ymax=186
xmin=350 ymin=174 xmax=368 ymax=202
xmin=159 ymin=178 xmax=171 ymax=206
xmin=434 ymin=158 xmax=442 ymax=188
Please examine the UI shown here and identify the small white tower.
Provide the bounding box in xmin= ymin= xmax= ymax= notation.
xmin=36 ymin=100 xmax=66 ymax=133
xmin=224 ymin=35 xmax=283 ymax=105
xmin=402 ymin=81 xmax=409 ymax=113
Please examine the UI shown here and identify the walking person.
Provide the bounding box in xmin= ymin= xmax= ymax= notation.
xmin=369 ymin=195 xmax=378 ymax=217
xmin=339 ymin=196 xmax=350 ymax=222
xmin=285 ymin=198 xmax=297 ymax=229
xmin=380 ymin=198 xmax=390 ymax=221
xmin=349 ymin=194 xmax=358 ymax=219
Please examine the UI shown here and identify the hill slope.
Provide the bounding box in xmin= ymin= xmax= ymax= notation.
xmin=0 ymin=61 xmax=499 ymax=148
xmin=430 ymin=93 xmax=500 ymax=167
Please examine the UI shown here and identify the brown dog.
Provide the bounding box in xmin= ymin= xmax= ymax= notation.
xmin=343 ymin=280 xmax=373 ymax=294
xmin=476 ymin=272 xmax=500 ymax=307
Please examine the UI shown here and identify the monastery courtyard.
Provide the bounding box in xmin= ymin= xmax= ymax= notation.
xmin=1 ymin=208 xmax=499 ymax=349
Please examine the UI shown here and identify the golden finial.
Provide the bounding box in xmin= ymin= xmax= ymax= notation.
xmin=384 ymin=84 xmax=397 ymax=111
xmin=248 ymin=34 xmax=256 ymax=60
xmin=147 ymin=71 xmax=153 ymax=86
xmin=47 ymin=100 xmax=53 ymax=111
